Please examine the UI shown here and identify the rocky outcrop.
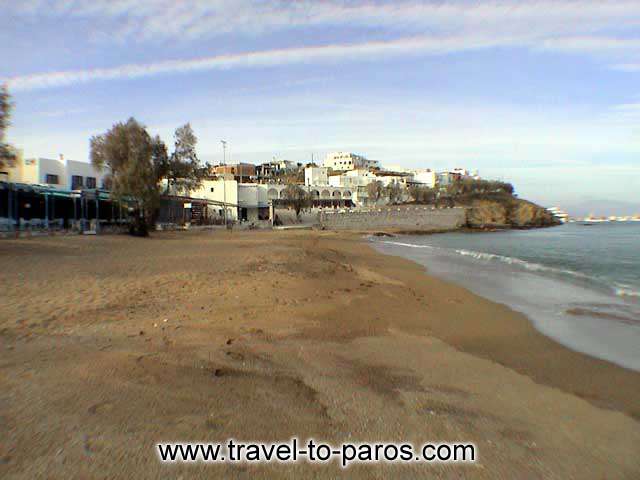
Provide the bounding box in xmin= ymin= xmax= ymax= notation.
xmin=463 ymin=195 xmax=559 ymax=229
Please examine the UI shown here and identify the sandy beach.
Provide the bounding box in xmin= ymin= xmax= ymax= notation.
xmin=1 ymin=230 xmax=639 ymax=479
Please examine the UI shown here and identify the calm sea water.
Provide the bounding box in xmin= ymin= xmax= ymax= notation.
xmin=371 ymin=223 xmax=640 ymax=371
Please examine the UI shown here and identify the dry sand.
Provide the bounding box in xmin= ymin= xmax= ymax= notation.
xmin=1 ymin=230 xmax=639 ymax=479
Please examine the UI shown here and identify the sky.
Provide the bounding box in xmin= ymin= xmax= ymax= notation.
xmin=2 ymin=0 xmax=640 ymax=216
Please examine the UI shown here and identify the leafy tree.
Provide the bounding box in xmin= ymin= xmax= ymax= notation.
xmin=0 ymin=85 xmax=17 ymax=170
xmin=151 ymin=134 xmax=170 ymax=187
xmin=408 ymin=185 xmax=437 ymax=204
xmin=281 ymin=184 xmax=309 ymax=218
xmin=366 ymin=180 xmax=384 ymax=204
xmin=163 ymin=123 xmax=209 ymax=195
xmin=385 ymin=182 xmax=403 ymax=204
xmin=446 ymin=178 xmax=515 ymax=198
xmin=90 ymin=118 xmax=161 ymax=235
xmin=281 ymin=168 xmax=304 ymax=185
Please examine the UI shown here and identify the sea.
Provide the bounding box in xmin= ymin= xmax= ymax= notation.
xmin=370 ymin=222 xmax=640 ymax=372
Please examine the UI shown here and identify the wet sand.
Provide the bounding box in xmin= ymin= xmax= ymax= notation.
xmin=1 ymin=230 xmax=639 ymax=478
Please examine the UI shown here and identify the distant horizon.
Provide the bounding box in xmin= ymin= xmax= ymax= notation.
xmin=3 ymin=1 xmax=639 ymax=215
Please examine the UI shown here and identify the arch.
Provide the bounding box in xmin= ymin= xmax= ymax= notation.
xmin=343 ymin=190 xmax=352 ymax=198
xmin=321 ymin=189 xmax=331 ymax=198
xmin=332 ymin=191 xmax=342 ymax=198
xmin=311 ymin=190 xmax=320 ymax=199
xmin=267 ymin=188 xmax=279 ymax=200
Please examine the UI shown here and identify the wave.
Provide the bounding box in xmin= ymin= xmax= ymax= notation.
xmin=453 ymin=248 xmax=593 ymax=278
xmin=377 ymin=240 xmax=434 ymax=249
xmin=454 ymin=249 xmax=640 ymax=300
xmin=375 ymin=238 xmax=640 ymax=301
xmin=615 ymin=287 xmax=640 ymax=299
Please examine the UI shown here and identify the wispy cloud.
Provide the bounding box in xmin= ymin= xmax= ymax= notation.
xmin=5 ymin=0 xmax=640 ymax=89
xmin=537 ymin=36 xmax=640 ymax=54
xmin=6 ymin=0 xmax=640 ymax=39
xmin=4 ymin=34 xmax=521 ymax=91
xmin=7 ymin=0 xmax=640 ymax=44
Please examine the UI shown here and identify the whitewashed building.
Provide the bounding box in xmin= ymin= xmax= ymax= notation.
xmin=188 ymin=178 xmax=239 ymax=221
xmin=2 ymin=154 xmax=107 ymax=190
xmin=304 ymin=166 xmax=329 ymax=186
xmin=410 ymin=169 xmax=437 ymax=188
xmin=324 ymin=152 xmax=380 ymax=172
xmin=328 ymin=169 xmax=377 ymax=188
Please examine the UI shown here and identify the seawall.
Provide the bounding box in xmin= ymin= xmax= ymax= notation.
xmin=319 ymin=205 xmax=466 ymax=231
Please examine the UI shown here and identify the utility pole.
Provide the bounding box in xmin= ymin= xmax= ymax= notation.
xmin=221 ymin=140 xmax=227 ymax=165
xmin=221 ymin=140 xmax=227 ymax=226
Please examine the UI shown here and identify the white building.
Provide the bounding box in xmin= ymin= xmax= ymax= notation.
xmin=373 ymin=171 xmax=413 ymax=187
xmin=188 ymin=178 xmax=239 ymax=221
xmin=304 ymin=167 xmax=329 ymax=186
xmin=328 ymin=169 xmax=377 ymax=188
xmin=324 ymin=152 xmax=380 ymax=172
xmin=2 ymin=154 xmax=107 ymax=190
xmin=66 ymin=159 xmax=107 ymax=190
xmin=237 ymin=183 xmax=270 ymax=221
xmin=410 ymin=169 xmax=437 ymax=188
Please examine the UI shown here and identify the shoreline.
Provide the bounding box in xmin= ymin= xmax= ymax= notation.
xmin=1 ymin=230 xmax=639 ymax=478
xmin=359 ymin=232 xmax=640 ymax=419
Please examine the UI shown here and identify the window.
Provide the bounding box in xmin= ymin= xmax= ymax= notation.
xmin=45 ymin=174 xmax=59 ymax=185
xmin=86 ymin=177 xmax=96 ymax=189
xmin=210 ymin=187 xmax=215 ymax=192
xmin=71 ymin=175 xmax=83 ymax=189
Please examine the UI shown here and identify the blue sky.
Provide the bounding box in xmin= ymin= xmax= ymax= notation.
xmin=2 ymin=0 xmax=640 ymax=215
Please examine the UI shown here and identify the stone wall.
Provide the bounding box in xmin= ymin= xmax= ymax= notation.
xmin=320 ymin=206 xmax=465 ymax=231
xmin=273 ymin=207 xmax=320 ymax=226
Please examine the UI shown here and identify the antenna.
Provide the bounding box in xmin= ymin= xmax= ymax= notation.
xmin=220 ymin=140 xmax=227 ymax=165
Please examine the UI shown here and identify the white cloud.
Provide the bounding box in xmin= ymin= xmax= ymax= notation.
xmin=537 ymin=36 xmax=640 ymax=54
xmin=4 ymin=1 xmax=640 ymax=91
xmin=7 ymin=24 xmax=640 ymax=92
xmin=4 ymin=34 xmax=521 ymax=91
xmin=7 ymin=0 xmax=640 ymax=45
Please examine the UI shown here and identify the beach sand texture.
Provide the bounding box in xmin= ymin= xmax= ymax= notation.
xmin=1 ymin=230 xmax=639 ymax=479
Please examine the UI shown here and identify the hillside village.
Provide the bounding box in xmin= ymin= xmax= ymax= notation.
xmin=1 ymin=148 xmax=487 ymax=232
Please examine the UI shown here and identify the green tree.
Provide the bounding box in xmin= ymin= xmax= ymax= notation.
xmin=90 ymin=118 xmax=161 ymax=235
xmin=151 ymin=134 xmax=170 ymax=184
xmin=366 ymin=180 xmax=384 ymax=205
xmin=0 ymin=85 xmax=17 ymax=170
xmin=446 ymin=178 xmax=515 ymax=198
xmin=385 ymin=182 xmax=403 ymax=204
xmin=281 ymin=184 xmax=309 ymax=218
xmin=408 ymin=185 xmax=436 ymax=204
xmin=163 ymin=123 xmax=209 ymax=195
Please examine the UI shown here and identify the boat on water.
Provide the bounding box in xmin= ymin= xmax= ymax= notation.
xmin=581 ymin=215 xmax=608 ymax=224
xmin=546 ymin=206 xmax=570 ymax=223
